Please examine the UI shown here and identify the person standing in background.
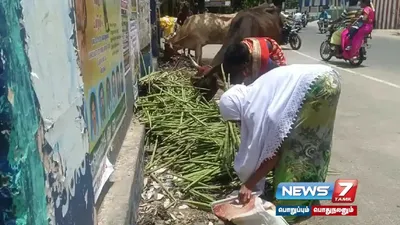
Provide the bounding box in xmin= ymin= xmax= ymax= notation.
xmin=177 ymin=2 xmax=192 ymax=26
xmin=293 ymin=10 xmax=302 ymax=22
xmin=279 ymin=10 xmax=289 ymax=25
xmin=304 ymin=10 xmax=308 ymax=19
xmin=193 ymin=1 xmax=199 ymax=14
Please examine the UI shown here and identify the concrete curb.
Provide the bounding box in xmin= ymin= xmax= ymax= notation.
xmin=97 ymin=120 xmax=146 ymax=225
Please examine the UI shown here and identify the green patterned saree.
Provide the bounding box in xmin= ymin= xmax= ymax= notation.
xmin=273 ymin=71 xmax=342 ymax=224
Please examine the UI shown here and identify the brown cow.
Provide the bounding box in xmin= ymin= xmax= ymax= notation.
xmin=190 ymin=5 xmax=283 ymax=101
xmin=166 ymin=13 xmax=237 ymax=64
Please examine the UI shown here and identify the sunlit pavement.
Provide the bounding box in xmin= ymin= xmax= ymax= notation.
xmin=201 ymin=24 xmax=400 ymax=225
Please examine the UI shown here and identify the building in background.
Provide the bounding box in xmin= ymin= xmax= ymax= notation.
xmin=375 ymin=0 xmax=400 ymax=29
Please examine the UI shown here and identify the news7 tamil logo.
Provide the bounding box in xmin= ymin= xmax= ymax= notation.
xmin=275 ymin=179 xmax=358 ymax=203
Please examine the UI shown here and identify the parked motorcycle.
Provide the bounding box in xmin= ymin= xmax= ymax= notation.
xmin=282 ymin=24 xmax=302 ymax=50
xmin=318 ymin=18 xmax=329 ymax=33
xmin=319 ymin=25 xmax=371 ymax=66
xmin=294 ymin=19 xmax=302 ymax=31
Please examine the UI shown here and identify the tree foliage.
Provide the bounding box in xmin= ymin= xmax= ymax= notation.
xmin=241 ymin=0 xmax=266 ymax=9
xmin=285 ymin=0 xmax=298 ymax=9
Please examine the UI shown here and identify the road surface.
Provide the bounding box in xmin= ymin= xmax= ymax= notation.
xmin=201 ymin=23 xmax=400 ymax=225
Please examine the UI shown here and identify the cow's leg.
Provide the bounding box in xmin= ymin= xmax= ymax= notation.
xmin=195 ymin=45 xmax=202 ymax=64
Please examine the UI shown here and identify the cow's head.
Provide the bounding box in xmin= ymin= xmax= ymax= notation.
xmin=163 ymin=35 xmax=182 ymax=58
xmin=188 ymin=55 xmax=225 ymax=101
xmin=165 ymin=30 xmax=188 ymax=52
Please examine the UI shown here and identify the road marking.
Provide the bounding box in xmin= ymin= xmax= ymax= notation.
xmin=293 ymin=50 xmax=400 ymax=89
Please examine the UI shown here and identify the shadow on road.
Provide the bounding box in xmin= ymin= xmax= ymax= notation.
xmin=281 ymin=46 xmax=295 ymax=50
xmin=326 ymin=60 xmax=367 ymax=69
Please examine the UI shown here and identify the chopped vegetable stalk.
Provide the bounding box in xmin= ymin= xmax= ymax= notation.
xmin=138 ymin=70 xmax=268 ymax=209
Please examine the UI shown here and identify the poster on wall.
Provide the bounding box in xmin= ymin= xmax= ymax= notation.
xmin=138 ymin=0 xmax=151 ymax=50
xmin=75 ymin=0 xmax=127 ymax=202
xmin=121 ymin=0 xmax=131 ymax=74
xmin=129 ymin=1 xmax=140 ymax=104
xmin=129 ymin=20 xmax=139 ymax=68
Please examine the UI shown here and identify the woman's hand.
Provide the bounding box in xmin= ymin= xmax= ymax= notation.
xmin=238 ymin=184 xmax=253 ymax=204
xmin=237 ymin=154 xmax=281 ymax=204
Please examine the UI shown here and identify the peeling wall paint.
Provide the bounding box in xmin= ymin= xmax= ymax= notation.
xmin=20 ymin=0 xmax=96 ymax=224
xmin=22 ymin=0 xmax=89 ymax=192
xmin=0 ymin=0 xmax=93 ymax=224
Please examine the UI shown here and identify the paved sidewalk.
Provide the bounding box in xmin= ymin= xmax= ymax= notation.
xmin=372 ymin=29 xmax=400 ymax=39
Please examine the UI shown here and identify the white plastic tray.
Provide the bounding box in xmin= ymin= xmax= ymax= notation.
xmin=211 ymin=193 xmax=289 ymax=225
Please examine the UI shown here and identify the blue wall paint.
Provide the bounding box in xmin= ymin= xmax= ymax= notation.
xmin=0 ymin=37 xmax=15 ymax=225
xmin=0 ymin=1 xmax=48 ymax=224
xmin=140 ymin=51 xmax=153 ymax=77
xmin=49 ymin=153 xmax=95 ymax=225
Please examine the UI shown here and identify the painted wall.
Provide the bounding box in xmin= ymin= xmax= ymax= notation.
xmin=0 ymin=0 xmax=141 ymax=224
xmin=138 ymin=0 xmax=152 ymax=50
xmin=129 ymin=0 xmax=141 ymax=104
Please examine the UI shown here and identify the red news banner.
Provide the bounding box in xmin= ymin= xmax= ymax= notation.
xmin=312 ymin=205 xmax=358 ymax=216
